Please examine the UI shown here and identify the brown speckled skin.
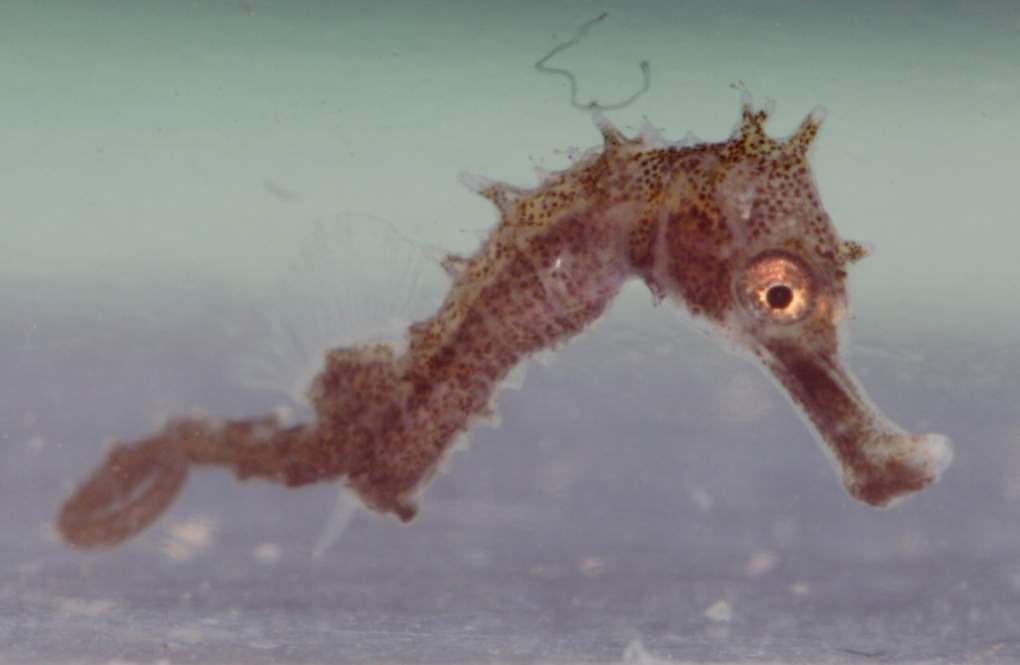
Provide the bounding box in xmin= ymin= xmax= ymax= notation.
xmin=57 ymin=97 xmax=951 ymax=549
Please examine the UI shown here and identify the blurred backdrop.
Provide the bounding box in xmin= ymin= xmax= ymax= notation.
xmin=2 ymin=1 xmax=1019 ymax=663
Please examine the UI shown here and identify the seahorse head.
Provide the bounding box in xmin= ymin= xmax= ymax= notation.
xmin=658 ymin=97 xmax=951 ymax=507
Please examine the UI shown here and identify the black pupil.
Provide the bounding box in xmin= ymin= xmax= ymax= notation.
xmin=766 ymin=284 xmax=794 ymax=310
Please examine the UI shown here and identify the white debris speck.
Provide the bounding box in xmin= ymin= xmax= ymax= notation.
xmin=745 ymin=549 xmax=779 ymax=578
xmin=167 ymin=625 xmax=205 ymax=644
xmin=622 ymin=639 xmax=665 ymax=664
xmin=684 ymin=477 xmax=714 ymax=512
xmin=162 ymin=515 xmax=217 ymax=562
xmin=253 ymin=542 xmax=282 ymax=564
xmin=578 ymin=556 xmax=606 ymax=578
xmin=271 ymin=404 xmax=295 ymax=427
xmin=704 ymin=598 xmax=733 ymax=623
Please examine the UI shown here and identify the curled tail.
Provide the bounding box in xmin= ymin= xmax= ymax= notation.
xmin=58 ymin=430 xmax=188 ymax=549
xmin=57 ymin=416 xmax=320 ymax=550
xmin=57 ymin=342 xmax=425 ymax=549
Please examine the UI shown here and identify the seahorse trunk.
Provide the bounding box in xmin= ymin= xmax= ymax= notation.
xmin=311 ymin=208 xmax=635 ymax=520
xmin=58 ymin=191 xmax=639 ymax=548
xmin=58 ymin=124 xmax=649 ymax=548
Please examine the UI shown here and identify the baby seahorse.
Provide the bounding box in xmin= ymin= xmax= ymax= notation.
xmin=57 ymin=94 xmax=953 ymax=549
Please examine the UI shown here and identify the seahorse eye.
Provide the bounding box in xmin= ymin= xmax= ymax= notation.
xmin=765 ymin=284 xmax=794 ymax=310
xmin=738 ymin=251 xmax=814 ymax=324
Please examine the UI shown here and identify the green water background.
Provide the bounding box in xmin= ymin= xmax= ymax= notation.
xmin=3 ymin=0 xmax=1017 ymax=341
